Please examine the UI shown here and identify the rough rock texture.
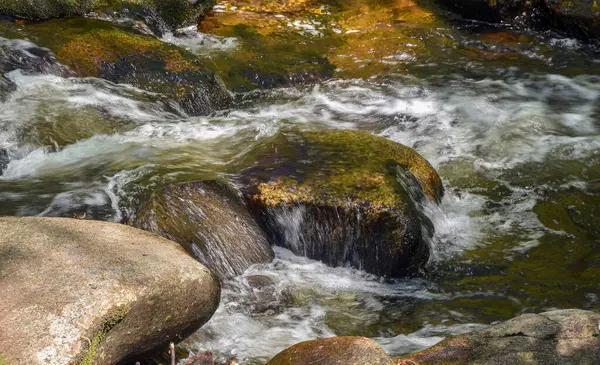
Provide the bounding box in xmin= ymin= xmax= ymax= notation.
xmin=0 ymin=0 xmax=215 ymax=29
xmin=395 ymin=309 xmax=600 ymax=365
xmin=239 ymin=129 xmax=443 ymax=277
xmin=266 ymin=336 xmax=394 ymax=365
xmin=132 ymin=180 xmax=274 ymax=279
xmin=5 ymin=18 xmax=232 ymax=116
xmin=544 ymin=0 xmax=600 ymax=40
xmin=0 ymin=216 xmax=221 ymax=365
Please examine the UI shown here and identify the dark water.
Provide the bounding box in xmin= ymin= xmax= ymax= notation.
xmin=0 ymin=0 xmax=599 ymax=363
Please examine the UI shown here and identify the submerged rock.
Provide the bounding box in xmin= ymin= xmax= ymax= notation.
xmin=239 ymin=130 xmax=443 ymax=277
xmin=0 ymin=0 xmax=214 ymax=30
xmin=8 ymin=18 xmax=232 ymax=115
xmin=395 ymin=309 xmax=600 ymax=365
xmin=0 ymin=216 xmax=220 ymax=365
xmin=132 ymin=180 xmax=274 ymax=279
xmin=39 ymin=189 xmax=117 ymax=221
xmin=266 ymin=336 xmax=394 ymax=365
xmin=534 ymin=188 xmax=600 ymax=238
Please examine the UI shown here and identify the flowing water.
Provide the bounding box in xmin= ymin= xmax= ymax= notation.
xmin=1 ymin=1 xmax=600 ymax=363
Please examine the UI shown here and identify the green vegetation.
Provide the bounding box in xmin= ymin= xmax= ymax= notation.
xmin=79 ymin=305 xmax=130 ymax=365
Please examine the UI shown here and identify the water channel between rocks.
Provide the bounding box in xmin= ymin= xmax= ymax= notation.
xmin=0 ymin=1 xmax=599 ymax=363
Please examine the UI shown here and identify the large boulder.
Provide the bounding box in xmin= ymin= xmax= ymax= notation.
xmin=131 ymin=180 xmax=274 ymax=279
xmin=267 ymin=336 xmax=395 ymax=365
xmin=544 ymin=0 xmax=600 ymax=40
xmin=0 ymin=216 xmax=220 ymax=365
xmin=395 ymin=309 xmax=600 ymax=365
xmin=6 ymin=18 xmax=232 ymax=115
xmin=0 ymin=0 xmax=215 ymax=29
xmin=239 ymin=130 xmax=443 ymax=277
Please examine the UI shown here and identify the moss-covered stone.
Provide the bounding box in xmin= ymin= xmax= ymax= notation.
xmin=267 ymin=336 xmax=395 ymax=365
xmin=7 ymin=18 xmax=232 ymax=115
xmin=196 ymin=0 xmax=455 ymax=87
xmin=0 ymin=0 xmax=215 ymax=29
xmin=239 ymin=129 xmax=443 ymax=277
xmin=132 ymin=180 xmax=274 ymax=279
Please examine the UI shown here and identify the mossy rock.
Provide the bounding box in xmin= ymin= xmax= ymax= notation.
xmin=238 ymin=129 xmax=443 ymax=277
xmin=131 ymin=180 xmax=274 ymax=279
xmin=0 ymin=0 xmax=215 ymax=30
xmin=534 ymin=188 xmax=600 ymax=238
xmin=10 ymin=18 xmax=232 ymax=115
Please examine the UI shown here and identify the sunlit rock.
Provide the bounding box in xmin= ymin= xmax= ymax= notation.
xmin=239 ymin=129 xmax=443 ymax=277
xmin=266 ymin=336 xmax=394 ymax=365
xmin=0 ymin=217 xmax=220 ymax=365
xmin=131 ymin=180 xmax=274 ymax=279
xmin=395 ymin=309 xmax=600 ymax=365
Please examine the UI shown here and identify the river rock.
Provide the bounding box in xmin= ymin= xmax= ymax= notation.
xmin=131 ymin=180 xmax=274 ymax=279
xmin=0 ymin=0 xmax=214 ymax=29
xmin=395 ymin=309 xmax=600 ymax=365
xmin=0 ymin=216 xmax=220 ymax=365
xmin=9 ymin=18 xmax=232 ymax=115
xmin=266 ymin=336 xmax=394 ymax=365
xmin=239 ymin=129 xmax=443 ymax=277
xmin=544 ymin=0 xmax=600 ymax=40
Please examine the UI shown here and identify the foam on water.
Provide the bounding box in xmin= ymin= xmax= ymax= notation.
xmin=161 ymin=26 xmax=239 ymax=54
xmin=183 ymin=247 xmax=449 ymax=363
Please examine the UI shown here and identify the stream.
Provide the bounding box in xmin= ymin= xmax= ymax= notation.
xmin=0 ymin=0 xmax=599 ymax=363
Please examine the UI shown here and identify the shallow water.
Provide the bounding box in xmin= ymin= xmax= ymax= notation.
xmin=0 ymin=2 xmax=599 ymax=363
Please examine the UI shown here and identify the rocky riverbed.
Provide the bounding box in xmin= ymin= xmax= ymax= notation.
xmin=0 ymin=0 xmax=599 ymax=363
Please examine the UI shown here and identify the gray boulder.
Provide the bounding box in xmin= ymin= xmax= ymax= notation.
xmin=396 ymin=309 xmax=600 ymax=365
xmin=0 ymin=216 xmax=220 ymax=365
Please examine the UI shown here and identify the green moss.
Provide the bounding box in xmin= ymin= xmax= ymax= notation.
xmin=533 ymin=189 xmax=600 ymax=238
xmin=0 ymin=353 xmax=11 ymax=365
xmin=242 ymin=130 xmax=442 ymax=211
xmin=79 ymin=305 xmax=130 ymax=365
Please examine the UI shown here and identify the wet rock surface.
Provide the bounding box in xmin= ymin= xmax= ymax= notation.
xmin=239 ymin=129 xmax=443 ymax=277
xmin=0 ymin=216 xmax=220 ymax=365
xmin=1 ymin=18 xmax=232 ymax=115
xmin=132 ymin=180 xmax=274 ymax=279
xmin=395 ymin=309 xmax=600 ymax=365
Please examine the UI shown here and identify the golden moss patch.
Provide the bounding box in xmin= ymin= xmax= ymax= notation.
xmin=246 ymin=130 xmax=442 ymax=211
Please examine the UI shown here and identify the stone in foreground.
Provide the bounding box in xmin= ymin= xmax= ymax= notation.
xmin=132 ymin=180 xmax=274 ymax=280
xmin=0 ymin=217 xmax=220 ymax=365
xmin=267 ymin=336 xmax=394 ymax=365
xmin=240 ymin=129 xmax=443 ymax=277
xmin=395 ymin=309 xmax=600 ymax=365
